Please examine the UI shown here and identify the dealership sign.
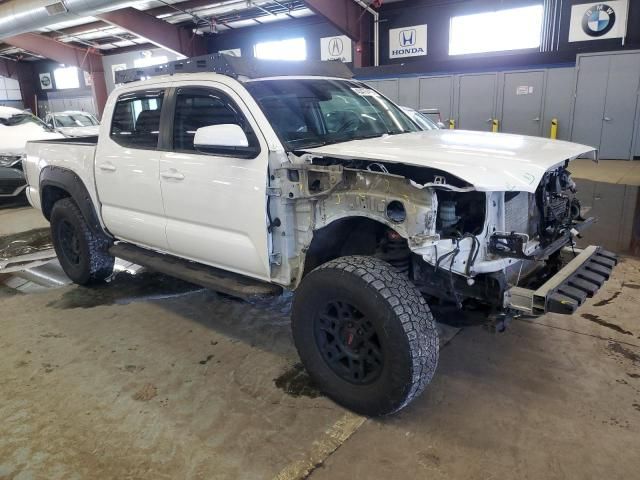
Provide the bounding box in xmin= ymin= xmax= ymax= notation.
xmin=39 ymin=73 xmax=52 ymax=90
xmin=321 ymin=35 xmax=352 ymax=62
xmin=389 ymin=25 xmax=427 ymax=59
xmin=569 ymin=0 xmax=628 ymax=42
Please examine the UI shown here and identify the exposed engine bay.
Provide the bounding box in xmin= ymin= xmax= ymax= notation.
xmin=268 ymin=152 xmax=593 ymax=313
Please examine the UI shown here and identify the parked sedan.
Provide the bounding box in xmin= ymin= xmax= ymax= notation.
xmin=0 ymin=106 xmax=63 ymax=199
xmin=44 ymin=110 xmax=100 ymax=137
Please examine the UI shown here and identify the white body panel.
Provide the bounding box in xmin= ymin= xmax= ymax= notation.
xmin=158 ymin=79 xmax=271 ymax=280
xmin=302 ymin=130 xmax=596 ymax=193
xmin=94 ymin=80 xmax=172 ymax=252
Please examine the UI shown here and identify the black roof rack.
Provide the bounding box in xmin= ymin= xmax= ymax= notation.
xmin=114 ymin=53 xmax=354 ymax=84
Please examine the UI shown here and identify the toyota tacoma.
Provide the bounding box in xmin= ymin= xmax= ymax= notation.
xmin=22 ymin=55 xmax=617 ymax=416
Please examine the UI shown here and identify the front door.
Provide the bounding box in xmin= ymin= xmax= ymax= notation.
xmin=158 ymin=83 xmax=271 ymax=281
xmin=95 ymin=87 xmax=169 ymax=251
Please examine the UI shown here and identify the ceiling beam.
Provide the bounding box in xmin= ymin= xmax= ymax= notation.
xmin=3 ymin=33 xmax=108 ymax=117
xmin=53 ymin=0 xmax=229 ymax=38
xmin=96 ymin=7 xmax=207 ymax=57
xmin=3 ymin=34 xmax=103 ymax=72
xmin=303 ymin=0 xmax=362 ymax=40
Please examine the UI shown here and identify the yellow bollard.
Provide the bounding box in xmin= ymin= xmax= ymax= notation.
xmin=449 ymin=118 xmax=455 ymax=129
xmin=550 ymin=118 xmax=558 ymax=139
xmin=492 ymin=119 xmax=499 ymax=133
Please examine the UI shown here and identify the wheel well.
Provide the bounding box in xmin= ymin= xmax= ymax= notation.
xmin=302 ymin=217 xmax=399 ymax=278
xmin=41 ymin=185 xmax=71 ymax=220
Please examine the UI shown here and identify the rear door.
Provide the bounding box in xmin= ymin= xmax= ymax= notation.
xmin=95 ymin=87 xmax=169 ymax=251
xmin=158 ymin=82 xmax=271 ymax=280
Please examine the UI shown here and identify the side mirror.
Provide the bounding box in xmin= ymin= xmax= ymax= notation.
xmin=193 ymin=124 xmax=259 ymax=158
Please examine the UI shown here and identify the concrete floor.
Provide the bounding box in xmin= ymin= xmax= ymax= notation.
xmin=1 ymin=166 xmax=640 ymax=479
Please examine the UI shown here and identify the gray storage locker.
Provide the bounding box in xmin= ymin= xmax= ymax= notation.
xmin=418 ymin=76 xmax=454 ymax=123
xmin=543 ymin=67 xmax=575 ymax=141
xmin=572 ymin=52 xmax=640 ymax=160
xmin=500 ymin=70 xmax=545 ymax=136
xmin=397 ymin=77 xmax=419 ymax=109
xmin=456 ymin=73 xmax=497 ymax=131
xmin=599 ymin=53 xmax=640 ymax=159
xmin=374 ymin=79 xmax=400 ymax=103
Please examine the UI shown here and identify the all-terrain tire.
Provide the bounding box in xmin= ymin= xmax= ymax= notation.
xmin=50 ymin=198 xmax=114 ymax=285
xmin=292 ymin=256 xmax=439 ymax=416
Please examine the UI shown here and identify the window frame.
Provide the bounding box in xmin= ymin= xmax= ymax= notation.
xmin=109 ymin=88 xmax=167 ymax=150
xmin=164 ymin=85 xmax=262 ymax=159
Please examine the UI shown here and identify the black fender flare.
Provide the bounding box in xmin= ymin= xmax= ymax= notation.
xmin=39 ymin=165 xmax=109 ymax=237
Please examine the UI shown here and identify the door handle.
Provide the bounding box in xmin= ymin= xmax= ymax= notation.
xmin=98 ymin=163 xmax=116 ymax=172
xmin=604 ymin=116 xmax=612 ymax=122
xmin=486 ymin=118 xmax=493 ymax=123
xmin=161 ymin=170 xmax=185 ymax=181
xmin=533 ymin=117 xmax=540 ymax=122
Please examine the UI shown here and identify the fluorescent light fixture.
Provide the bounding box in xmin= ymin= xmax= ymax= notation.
xmin=254 ymin=37 xmax=307 ymax=61
xmin=449 ymin=5 xmax=544 ymax=56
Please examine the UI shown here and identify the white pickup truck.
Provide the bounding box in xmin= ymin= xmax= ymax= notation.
xmin=23 ymin=55 xmax=617 ymax=416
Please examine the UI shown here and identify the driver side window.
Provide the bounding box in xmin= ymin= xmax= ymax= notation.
xmin=172 ymin=87 xmax=258 ymax=154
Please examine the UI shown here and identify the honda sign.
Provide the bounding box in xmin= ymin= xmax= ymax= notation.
xmin=389 ymin=25 xmax=427 ymax=59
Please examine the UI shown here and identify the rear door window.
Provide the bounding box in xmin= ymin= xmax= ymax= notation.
xmin=110 ymin=89 xmax=164 ymax=149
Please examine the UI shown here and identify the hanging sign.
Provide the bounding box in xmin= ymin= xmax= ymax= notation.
xmin=389 ymin=25 xmax=427 ymax=59
xmin=569 ymin=1 xmax=629 ymax=42
xmin=39 ymin=73 xmax=52 ymax=90
xmin=320 ymin=35 xmax=352 ymax=62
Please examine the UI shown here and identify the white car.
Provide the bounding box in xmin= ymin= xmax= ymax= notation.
xmin=0 ymin=106 xmax=62 ymax=198
xmin=400 ymin=106 xmax=442 ymax=130
xmin=44 ymin=111 xmax=100 ymax=138
xmin=23 ymin=56 xmax=617 ymax=416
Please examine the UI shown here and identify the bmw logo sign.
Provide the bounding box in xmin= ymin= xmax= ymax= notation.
xmin=582 ymin=4 xmax=616 ymax=37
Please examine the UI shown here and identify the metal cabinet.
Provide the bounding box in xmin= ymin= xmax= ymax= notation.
xmin=418 ymin=76 xmax=453 ymax=123
xmin=543 ymin=68 xmax=575 ymax=141
xmin=500 ymin=71 xmax=545 ymax=136
xmin=456 ymin=73 xmax=498 ymax=131
xmin=572 ymin=52 xmax=640 ymax=160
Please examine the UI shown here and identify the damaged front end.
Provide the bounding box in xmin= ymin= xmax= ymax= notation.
xmin=267 ymin=151 xmax=616 ymax=318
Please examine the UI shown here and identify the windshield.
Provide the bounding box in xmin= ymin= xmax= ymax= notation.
xmin=53 ymin=113 xmax=98 ymax=128
xmin=0 ymin=112 xmax=51 ymax=130
xmin=245 ymin=79 xmax=419 ymax=150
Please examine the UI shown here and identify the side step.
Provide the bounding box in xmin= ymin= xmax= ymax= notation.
xmin=109 ymin=243 xmax=282 ymax=300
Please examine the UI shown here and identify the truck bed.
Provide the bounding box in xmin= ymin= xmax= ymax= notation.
xmin=24 ymin=137 xmax=99 ymax=216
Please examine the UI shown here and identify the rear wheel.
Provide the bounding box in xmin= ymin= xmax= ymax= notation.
xmin=292 ymin=256 xmax=439 ymax=416
xmin=50 ymin=198 xmax=114 ymax=285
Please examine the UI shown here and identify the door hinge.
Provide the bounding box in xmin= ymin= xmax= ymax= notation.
xmin=267 ymin=187 xmax=281 ymax=197
xmin=270 ymin=252 xmax=282 ymax=266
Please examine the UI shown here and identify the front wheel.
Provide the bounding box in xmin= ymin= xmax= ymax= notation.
xmin=50 ymin=198 xmax=114 ymax=285
xmin=292 ymin=256 xmax=439 ymax=416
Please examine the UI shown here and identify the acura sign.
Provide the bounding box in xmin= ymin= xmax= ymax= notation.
xmin=389 ymin=25 xmax=427 ymax=59
xmin=321 ymin=35 xmax=352 ymax=62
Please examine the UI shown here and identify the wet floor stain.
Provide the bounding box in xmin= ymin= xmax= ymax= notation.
xmin=633 ymin=403 xmax=640 ymax=412
xmin=628 ymin=373 xmax=640 ymax=379
xmin=622 ymin=282 xmax=640 ymax=290
xmin=274 ymin=363 xmax=321 ymax=399
xmin=609 ymin=342 xmax=640 ymax=364
xmin=132 ymin=383 xmax=157 ymax=401
xmin=199 ymin=354 xmax=214 ymax=365
xmin=593 ymin=291 xmax=622 ymax=307
xmin=0 ymin=228 xmax=52 ymax=260
xmin=46 ymin=272 xmax=203 ymax=309
xmin=581 ymin=313 xmax=633 ymax=336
